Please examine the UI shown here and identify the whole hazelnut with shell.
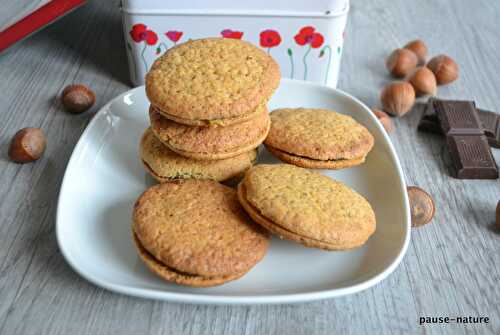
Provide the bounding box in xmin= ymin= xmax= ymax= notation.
xmin=386 ymin=48 xmax=418 ymax=78
xmin=407 ymin=186 xmax=435 ymax=227
xmin=8 ymin=128 xmax=47 ymax=163
xmin=408 ymin=66 xmax=437 ymax=96
xmin=404 ymin=39 xmax=428 ymax=65
xmin=380 ymin=82 xmax=416 ymax=117
xmin=427 ymin=55 xmax=459 ymax=85
xmin=372 ymin=108 xmax=394 ymax=133
xmin=61 ymin=84 xmax=96 ymax=113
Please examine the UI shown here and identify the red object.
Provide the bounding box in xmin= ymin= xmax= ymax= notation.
xmin=130 ymin=24 xmax=158 ymax=45
xmin=0 ymin=0 xmax=86 ymax=52
xmin=294 ymin=26 xmax=324 ymax=48
xmin=259 ymin=30 xmax=281 ymax=48
xmin=165 ymin=30 xmax=183 ymax=43
xmin=220 ymin=29 xmax=243 ymax=39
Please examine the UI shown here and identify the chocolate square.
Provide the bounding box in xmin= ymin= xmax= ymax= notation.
xmin=433 ymin=100 xmax=483 ymax=135
xmin=446 ymin=135 xmax=498 ymax=179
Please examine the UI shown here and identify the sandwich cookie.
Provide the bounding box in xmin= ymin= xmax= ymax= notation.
xmin=149 ymin=106 xmax=270 ymax=160
xmin=264 ymin=108 xmax=374 ymax=169
xmin=145 ymin=38 xmax=280 ymax=125
xmin=140 ymin=128 xmax=257 ymax=182
xmin=133 ymin=180 xmax=270 ymax=287
xmin=237 ymin=164 xmax=376 ymax=250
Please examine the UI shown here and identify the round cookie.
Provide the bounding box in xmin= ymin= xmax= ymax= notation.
xmin=145 ymin=38 xmax=280 ymax=122
xmin=133 ymin=234 xmax=244 ymax=287
xmin=264 ymin=108 xmax=374 ymax=169
xmin=140 ymin=128 xmax=257 ymax=182
xmin=237 ymin=164 xmax=376 ymax=250
xmin=149 ymin=106 xmax=270 ymax=160
xmin=152 ymin=104 xmax=264 ymax=127
xmin=133 ymin=180 xmax=269 ymax=286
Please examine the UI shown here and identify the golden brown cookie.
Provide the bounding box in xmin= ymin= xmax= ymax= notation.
xmin=133 ymin=180 xmax=269 ymax=287
xmin=264 ymin=108 xmax=374 ymax=169
xmin=140 ymin=128 xmax=257 ymax=182
xmin=149 ymin=106 xmax=270 ymax=160
xmin=152 ymin=104 xmax=264 ymax=127
xmin=145 ymin=38 xmax=280 ymax=122
xmin=237 ymin=164 xmax=376 ymax=250
xmin=265 ymin=145 xmax=366 ymax=170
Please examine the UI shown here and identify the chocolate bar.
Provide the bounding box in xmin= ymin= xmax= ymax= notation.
xmin=434 ymin=100 xmax=482 ymax=135
xmin=446 ymin=135 xmax=498 ymax=179
xmin=418 ymin=102 xmax=500 ymax=148
xmin=420 ymin=99 xmax=498 ymax=179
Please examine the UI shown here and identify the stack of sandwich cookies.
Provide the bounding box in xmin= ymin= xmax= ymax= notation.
xmin=237 ymin=164 xmax=376 ymax=250
xmin=264 ymin=108 xmax=374 ymax=169
xmin=133 ymin=180 xmax=269 ymax=287
xmin=138 ymin=37 xmax=280 ymax=182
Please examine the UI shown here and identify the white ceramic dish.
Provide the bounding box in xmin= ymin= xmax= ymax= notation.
xmin=56 ymin=79 xmax=410 ymax=305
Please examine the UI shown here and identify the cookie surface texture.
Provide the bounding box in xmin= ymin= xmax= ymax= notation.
xmin=238 ymin=164 xmax=376 ymax=250
xmin=265 ymin=108 xmax=374 ymax=164
xmin=133 ymin=180 xmax=269 ymax=285
xmin=145 ymin=38 xmax=280 ymax=121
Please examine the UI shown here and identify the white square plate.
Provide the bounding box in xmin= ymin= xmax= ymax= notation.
xmin=56 ymin=79 xmax=410 ymax=305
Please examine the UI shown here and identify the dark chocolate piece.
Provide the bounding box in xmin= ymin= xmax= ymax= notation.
xmin=446 ymin=135 xmax=498 ymax=179
xmin=417 ymin=102 xmax=441 ymax=134
xmin=418 ymin=102 xmax=500 ymax=148
xmin=433 ymin=100 xmax=483 ymax=135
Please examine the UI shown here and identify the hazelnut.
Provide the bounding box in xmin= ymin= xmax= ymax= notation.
xmin=427 ymin=55 xmax=459 ymax=85
xmin=372 ymin=108 xmax=394 ymax=133
xmin=407 ymin=186 xmax=435 ymax=227
xmin=386 ymin=48 xmax=418 ymax=78
xmin=403 ymin=39 xmax=428 ymax=65
xmin=408 ymin=66 xmax=437 ymax=96
xmin=61 ymin=84 xmax=95 ymax=113
xmin=496 ymin=201 xmax=500 ymax=229
xmin=380 ymin=82 xmax=416 ymax=117
xmin=8 ymin=128 xmax=47 ymax=163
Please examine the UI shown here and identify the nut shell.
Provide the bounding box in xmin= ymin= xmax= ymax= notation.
xmin=8 ymin=128 xmax=47 ymax=163
xmin=386 ymin=48 xmax=418 ymax=78
xmin=407 ymin=186 xmax=435 ymax=227
xmin=61 ymin=84 xmax=96 ymax=113
xmin=372 ymin=108 xmax=394 ymax=133
xmin=380 ymin=82 xmax=415 ymax=117
xmin=427 ymin=55 xmax=459 ymax=85
xmin=408 ymin=66 xmax=437 ymax=96
xmin=404 ymin=40 xmax=427 ymax=65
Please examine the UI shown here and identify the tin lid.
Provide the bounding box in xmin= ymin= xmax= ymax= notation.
xmin=121 ymin=0 xmax=349 ymax=17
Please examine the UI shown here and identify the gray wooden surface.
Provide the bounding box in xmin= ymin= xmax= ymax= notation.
xmin=0 ymin=0 xmax=499 ymax=334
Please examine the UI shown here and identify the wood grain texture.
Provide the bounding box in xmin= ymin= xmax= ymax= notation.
xmin=0 ymin=0 xmax=499 ymax=334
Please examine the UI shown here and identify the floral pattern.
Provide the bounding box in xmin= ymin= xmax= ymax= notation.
xmin=294 ymin=26 xmax=324 ymax=80
xmin=127 ymin=23 xmax=341 ymax=85
xmin=220 ymin=29 xmax=243 ymax=39
xmin=166 ymin=31 xmax=183 ymax=43
xmin=259 ymin=30 xmax=281 ymax=54
xmin=129 ymin=24 xmax=159 ymax=79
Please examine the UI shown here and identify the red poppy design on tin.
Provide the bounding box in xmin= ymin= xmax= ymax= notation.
xmin=165 ymin=30 xmax=183 ymax=43
xmin=220 ymin=29 xmax=244 ymax=39
xmin=260 ymin=30 xmax=281 ymax=49
xmin=294 ymin=26 xmax=324 ymax=49
xmin=130 ymin=24 xmax=158 ymax=45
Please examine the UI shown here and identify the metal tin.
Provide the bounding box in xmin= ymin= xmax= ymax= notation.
xmin=121 ymin=0 xmax=349 ymax=87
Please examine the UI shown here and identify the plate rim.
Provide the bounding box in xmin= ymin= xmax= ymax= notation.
xmin=56 ymin=79 xmax=411 ymax=305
